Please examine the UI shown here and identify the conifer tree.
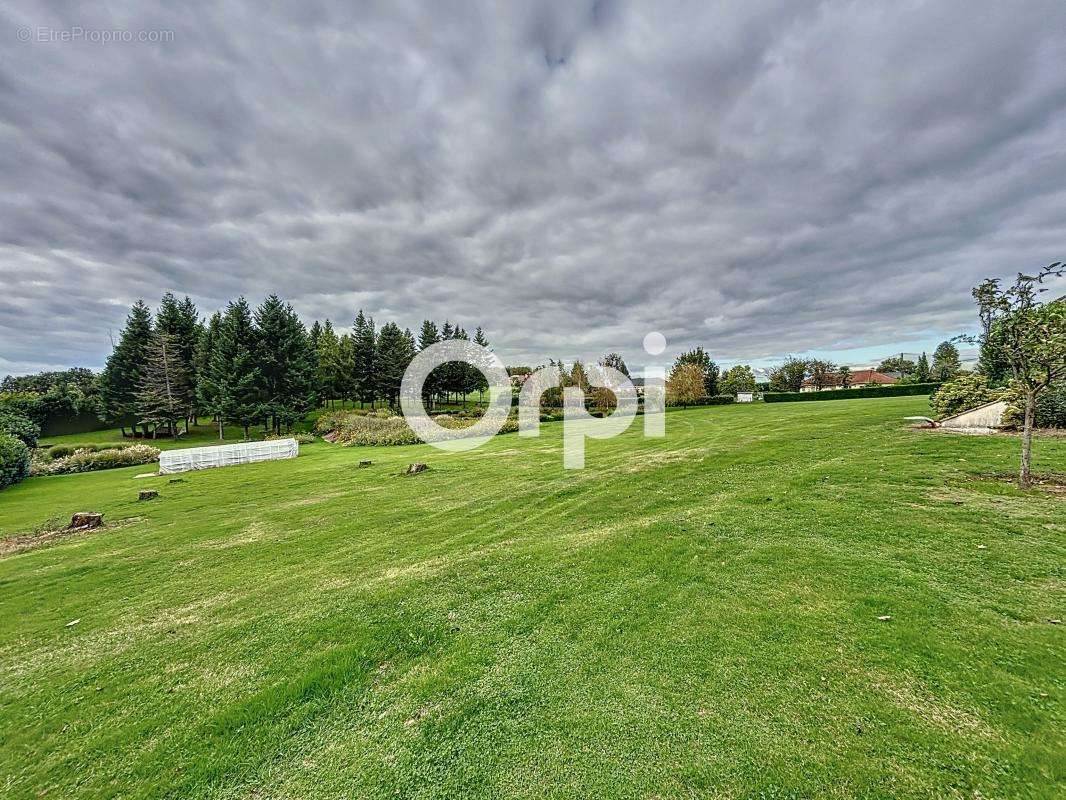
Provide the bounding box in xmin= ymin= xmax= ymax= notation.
xmin=202 ymin=298 xmax=262 ymax=439
xmin=156 ymin=293 xmax=201 ymax=429
xmin=254 ymin=295 xmax=318 ymax=433
xmin=441 ymin=321 xmax=457 ymax=403
xmin=452 ymin=326 xmax=473 ymax=406
xmin=337 ymin=333 xmax=357 ymax=405
xmin=375 ymin=322 xmax=413 ymax=408
xmin=308 ymin=320 xmax=323 ymax=404
xmin=137 ymin=331 xmax=193 ymax=437
xmin=100 ymin=300 xmax=154 ymax=436
xmin=352 ymin=310 xmax=377 ymax=408
xmin=316 ymin=320 xmax=341 ymax=407
xmin=915 ymin=352 xmax=931 ymax=383
xmin=418 ymin=320 xmax=441 ymax=409
xmin=195 ymin=312 xmax=223 ymax=426
xmin=472 ymin=326 xmax=490 ymax=402
xmin=931 ymin=341 xmax=961 ymax=382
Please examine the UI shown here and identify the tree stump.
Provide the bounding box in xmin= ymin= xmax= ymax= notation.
xmin=69 ymin=512 xmax=104 ymax=530
xmin=358 ymin=460 xmax=372 ymax=468
xmin=139 ymin=490 xmax=159 ymax=501
xmin=405 ymin=463 xmax=428 ymax=475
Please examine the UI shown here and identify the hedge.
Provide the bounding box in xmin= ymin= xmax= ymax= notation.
xmin=764 ymin=383 xmax=941 ymax=403
xmin=0 ymin=432 xmax=31 ymax=490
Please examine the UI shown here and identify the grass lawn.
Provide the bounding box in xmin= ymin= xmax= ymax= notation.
xmin=1 ymin=396 xmax=1063 ymax=798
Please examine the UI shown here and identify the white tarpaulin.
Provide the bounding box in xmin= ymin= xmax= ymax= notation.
xmin=158 ymin=438 xmax=299 ymax=474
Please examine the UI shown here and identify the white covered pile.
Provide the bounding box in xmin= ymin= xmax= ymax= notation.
xmin=158 ymin=438 xmax=299 ymax=475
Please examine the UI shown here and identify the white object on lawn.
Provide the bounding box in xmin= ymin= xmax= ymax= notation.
xmin=736 ymin=392 xmax=754 ymax=403
xmin=158 ymin=438 xmax=299 ymax=475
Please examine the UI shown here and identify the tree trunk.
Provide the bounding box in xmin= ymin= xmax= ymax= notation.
xmin=1019 ymin=392 xmax=1036 ymax=489
xmin=218 ymin=417 xmax=224 ymax=440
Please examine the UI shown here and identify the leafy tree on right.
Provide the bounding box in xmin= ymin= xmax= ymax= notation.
xmin=965 ymin=262 xmax=1065 ymax=488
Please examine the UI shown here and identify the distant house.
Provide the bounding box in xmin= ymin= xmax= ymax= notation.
xmin=800 ymin=369 xmax=896 ymax=392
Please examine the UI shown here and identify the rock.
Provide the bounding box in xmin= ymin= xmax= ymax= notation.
xmin=358 ymin=460 xmax=372 ymax=468
xmin=69 ymin=512 xmax=104 ymax=530
xmin=405 ymin=463 xmax=428 ymax=475
xmin=139 ymin=490 xmax=159 ymax=501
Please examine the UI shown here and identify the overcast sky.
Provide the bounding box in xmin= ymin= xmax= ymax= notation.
xmin=2 ymin=1 xmax=1064 ymax=377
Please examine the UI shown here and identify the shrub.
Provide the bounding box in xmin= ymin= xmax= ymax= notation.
xmin=32 ymin=444 xmax=160 ymax=476
xmin=0 ymin=408 xmax=40 ymax=448
xmin=765 ymin=383 xmax=942 ymax=403
xmin=929 ymin=374 xmax=1002 ymax=418
xmin=265 ymin=432 xmax=317 ymax=444
xmin=318 ymin=410 xmax=518 ymax=447
xmin=44 ymin=442 xmax=140 ymax=460
xmin=0 ymin=432 xmax=31 ymax=490
xmin=1001 ymin=383 xmax=1066 ymax=429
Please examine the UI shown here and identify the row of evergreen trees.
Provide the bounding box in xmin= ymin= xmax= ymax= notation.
xmin=100 ymin=293 xmax=491 ymax=439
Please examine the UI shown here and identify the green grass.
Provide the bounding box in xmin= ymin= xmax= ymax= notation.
xmin=1 ymin=396 xmax=1063 ymax=799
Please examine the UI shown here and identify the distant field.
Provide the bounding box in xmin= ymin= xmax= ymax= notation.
xmin=1 ymin=397 xmax=1063 ymax=798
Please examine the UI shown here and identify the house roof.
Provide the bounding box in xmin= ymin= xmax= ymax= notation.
xmin=801 ymin=368 xmax=896 ymax=388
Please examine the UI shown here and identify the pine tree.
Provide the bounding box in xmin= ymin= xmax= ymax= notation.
xmin=932 ymin=341 xmax=961 ymax=382
xmin=916 ymin=352 xmax=931 ymax=383
xmin=308 ymin=320 xmax=323 ymax=404
xmin=316 ymin=320 xmax=341 ymax=407
xmin=453 ymin=326 xmax=474 ymax=407
xmin=156 ymin=293 xmax=201 ymax=430
xmin=472 ymin=326 xmax=490 ymax=402
xmin=195 ymin=312 xmax=223 ymax=427
xmin=336 ymin=333 xmax=357 ymax=405
xmin=254 ymin=295 xmax=318 ymax=433
xmin=352 ymin=310 xmax=377 ymax=408
xmin=100 ymin=300 xmax=154 ymax=436
xmin=600 ymin=352 xmax=630 ymax=377
xmin=439 ymin=321 xmax=455 ymax=404
xmin=375 ymin=322 xmax=413 ymax=408
xmin=137 ymin=331 xmax=193 ymax=437
xmin=202 ymin=298 xmax=262 ymax=439
xmin=418 ymin=320 xmax=441 ymax=409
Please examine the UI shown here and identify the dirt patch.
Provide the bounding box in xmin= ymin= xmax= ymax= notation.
xmin=991 ymin=471 xmax=1066 ymax=496
xmin=0 ymin=517 xmax=143 ymax=558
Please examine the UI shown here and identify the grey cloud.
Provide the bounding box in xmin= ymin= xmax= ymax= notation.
xmin=1 ymin=0 xmax=1065 ymax=376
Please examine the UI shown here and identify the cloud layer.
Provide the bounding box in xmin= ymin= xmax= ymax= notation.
xmin=2 ymin=0 xmax=1065 ymax=375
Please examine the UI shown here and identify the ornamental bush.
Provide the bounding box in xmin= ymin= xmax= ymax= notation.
xmin=1001 ymin=383 xmax=1066 ymax=429
xmin=0 ymin=408 xmax=40 ymax=448
xmin=32 ymin=444 xmax=160 ymax=476
xmin=929 ymin=374 xmax=1002 ymax=418
xmin=0 ymin=432 xmax=31 ymax=490
xmin=318 ymin=410 xmax=518 ymax=447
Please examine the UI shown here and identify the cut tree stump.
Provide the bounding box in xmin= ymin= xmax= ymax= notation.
xmin=405 ymin=463 xmax=428 ymax=475
xmin=358 ymin=460 xmax=372 ymax=468
xmin=69 ymin=512 xmax=104 ymax=530
xmin=138 ymin=490 xmax=159 ymax=501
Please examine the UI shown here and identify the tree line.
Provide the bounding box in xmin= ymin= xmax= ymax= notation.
xmin=99 ymin=293 xmax=493 ymax=439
